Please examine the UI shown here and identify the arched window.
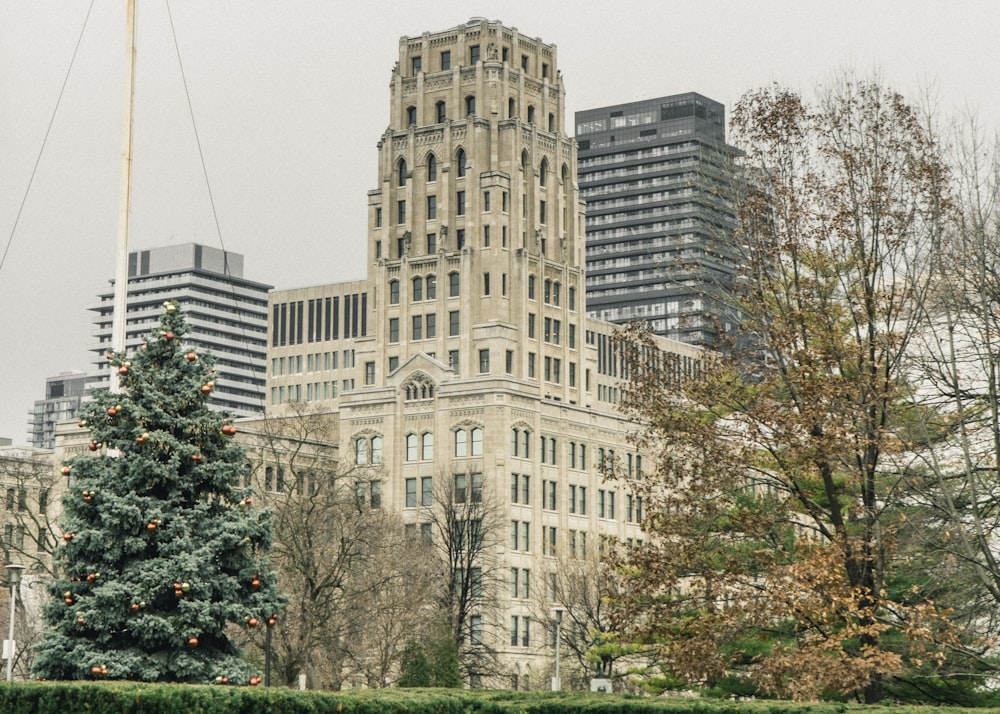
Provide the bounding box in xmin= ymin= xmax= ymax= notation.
xmin=508 ymin=98 xmax=516 ymax=119
xmin=406 ymin=106 xmax=416 ymax=126
xmin=427 ymin=153 xmax=437 ymax=182
xmin=455 ymin=429 xmax=467 ymax=457
xmin=422 ymin=432 xmax=434 ymax=460
xmin=389 ymin=279 xmax=400 ymax=305
xmin=436 ymin=101 xmax=446 ymax=123
xmin=569 ymin=286 xmax=576 ymax=311
xmin=397 ymin=158 xmax=407 ymax=187
xmin=521 ymin=150 xmax=529 ymax=170
xmin=355 ymin=438 xmax=369 ymax=465
xmin=539 ymin=158 xmax=548 ymax=187
xmin=413 ymin=276 xmax=424 ymax=301
xmin=544 ymin=279 xmax=552 ymax=303
xmin=548 ymin=113 xmax=555 ymax=132
xmin=465 ymin=95 xmax=475 ymax=117
xmin=456 ymin=149 xmax=466 ymax=178
xmin=527 ymin=105 xmax=535 ymax=124
xmin=471 ymin=427 xmax=483 ymax=456
xmin=371 ymin=436 xmax=383 ymax=464
xmin=449 ymin=272 xmax=460 ymax=297
xmin=426 ymin=274 xmax=437 ymax=299
xmin=406 ymin=434 xmax=418 ymax=461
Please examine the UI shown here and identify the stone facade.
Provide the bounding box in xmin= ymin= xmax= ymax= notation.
xmin=263 ymin=19 xmax=704 ymax=686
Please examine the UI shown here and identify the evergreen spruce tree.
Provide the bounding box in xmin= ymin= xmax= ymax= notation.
xmin=34 ymin=302 xmax=284 ymax=684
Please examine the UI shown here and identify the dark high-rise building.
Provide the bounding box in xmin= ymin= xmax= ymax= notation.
xmin=576 ymin=93 xmax=738 ymax=347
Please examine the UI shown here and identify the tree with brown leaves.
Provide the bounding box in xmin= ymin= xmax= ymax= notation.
xmin=613 ymin=76 xmax=957 ymax=703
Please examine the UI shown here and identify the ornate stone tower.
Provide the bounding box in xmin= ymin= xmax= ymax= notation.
xmin=367 ymin=18 xmax=584 ymax=394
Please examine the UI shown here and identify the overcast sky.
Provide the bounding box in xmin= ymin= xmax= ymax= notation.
xmin=1 ymin=0 xmax=998 ymax=445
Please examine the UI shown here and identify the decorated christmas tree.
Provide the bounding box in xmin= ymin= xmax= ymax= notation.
xmin=34 ymin=301 xmax=284 ymax=684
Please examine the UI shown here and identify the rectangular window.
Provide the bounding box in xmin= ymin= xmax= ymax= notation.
xmin=455 ymin=473 xmax=467 ymax=502
xmin=483 ymin=190 xmax=490 ymax=211
xmin=470 ymin=45 xmax=480 ymax=64
xmin=522 ymin=617 xmax=530 ymax=647
xmin=427 ymin=195 xmax=436 ymax=220
xmin=456 ymin=191 xmax=466 ymax=216
xmin=449 ymin=310 xmax=460 ymax=336
xmin=606 ymin=489 xmax=614 ymax=519
xmin=449 ymin=350 xmax=459 ymax=371
xmin=579 ymin=486 xmax=587 ymax=515
xmin=598 ymin=489 xmax=606 ymax=519
xmin=539 ymin=200 xmax=546 ymax=224
xmin=545 ymin=526 xmax=556 ymax=556
xmin=511 ymin=616 xmax=519 ymax=647
xmin=389 ymin=317 xmax=399 ymax=343
xmin=511 ymin=520 xmax=519 ymax=550
xmin=569 ymin=362 xmax=577 ymax=388
xmin=427 ymin=233 xmax=436 ymax=253
xmin=483 ymin=273 xmax=490 ymax=295
xmin=375 ymin=207 xmax=382 ymax=228
xmin=470 ymin=614 xmax=483 ymax=645
xmin=483 ymin=225 xmax=490 ymax=247
xmin=364 ymin=361 xmax=375 ymax=385
xmin=418 ymin=477 xmax=432 ymax=508
xmin=569 ymin=324 xmax=576 ymax=348
xmin=511 ymin=567 xmax=519 ymax=598
xmin=456 ymin=228 xmax=466 ymax=249
xmin=569 ymin=484 xmax=576 ymax=514
xmin=479 ymin=349 xmax=490 ymax=374
xmin=511 ymin=473 xmax=519 ymax=503
xmin=505 ymin=349 xmax=513 ymax=374
xmin=521 ymin=520 xmax=530 ymax=551
xmin=528 ymin=313 xmax=535 ymax=339
xmin=502 ymin=273 xmax=507 ymax=296
xmin=440 ymin=50 xmax=451 ymax=70
xmin=545 ymin=480 xmax=556 ymax=511
xmin=411 ymin=56 xmax=421 ymax=74
xmin=521 ymin=474 xmax=530 ymax=505
xmin=370 ymin=480 xmax=382 ymax=509
xmin=426 ymin=313 xmax=436 ymax=338
xmin=528 ymin=352 xmax=535 ymax=378
xmin=406 ymin=478 xmax=417 ymax=507
xmin=397 ymin=200 xmax=406 ymax=223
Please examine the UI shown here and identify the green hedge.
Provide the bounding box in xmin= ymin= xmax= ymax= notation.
xmin=0 ymin=682 xmax=992 ymax=714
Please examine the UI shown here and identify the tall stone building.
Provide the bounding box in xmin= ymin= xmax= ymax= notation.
xmin=576 ymin=94 xmax=738 ymax=348
xmin=264 ymin=19 xmax=703 ymax=686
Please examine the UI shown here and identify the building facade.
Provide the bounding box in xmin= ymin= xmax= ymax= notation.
xmin=28 ymin=371 xmax=87 ymax=449
xmin=576 ymin=94 xmax=738 ymax=347
xmin=263 ymin=20 xmax=704 ymax=686
xmin=90 ymin=243 xmax=272 ymax=418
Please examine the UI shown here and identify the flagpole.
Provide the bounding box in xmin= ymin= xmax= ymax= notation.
xmin=110 ymin=0 xmax=136 ymax=394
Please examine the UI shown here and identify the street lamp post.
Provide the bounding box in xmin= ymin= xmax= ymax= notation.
xmin=551 ymin=606 xmax=564 ymax=692
xmin=4 ymin=564 xmax=25 ymax=683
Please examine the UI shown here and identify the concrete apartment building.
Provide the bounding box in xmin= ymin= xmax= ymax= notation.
xmin=90 ymin=243 xmax=272 ymax=418
xmin=263 ymin=19 xmax=703 ymax=686
xmin=576 ymin=94 xmax=738 ymax=348
xmin=28 ymin=371 xmax=87 ymax=449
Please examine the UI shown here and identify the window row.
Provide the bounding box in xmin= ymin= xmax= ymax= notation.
xmin=405 ymin=476 xmax=434 ymax=508
xmin=408 ymin=46 xmax=550 ymax=78
xmin=388 ymin=273 xmax=459 ymax=304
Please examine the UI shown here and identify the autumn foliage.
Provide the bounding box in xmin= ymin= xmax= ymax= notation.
xmin=611 ymin=78 xmax=964 ymax=703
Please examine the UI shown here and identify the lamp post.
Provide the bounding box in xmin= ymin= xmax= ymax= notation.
xmin=551 ymin=606 xmax=564 ymax=691
xmin=4 ymin=564 xmax=25 ymax=683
